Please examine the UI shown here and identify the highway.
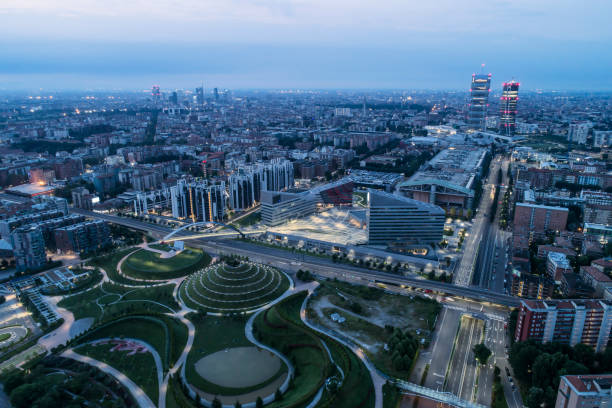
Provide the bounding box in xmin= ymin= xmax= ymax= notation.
xmin=453 ymin=156 xmax=502 ymax=287
xmin=444 ymin=314 xmax=483 ymax=402
xmin=72 ymin=208 xmax=521 ymax=307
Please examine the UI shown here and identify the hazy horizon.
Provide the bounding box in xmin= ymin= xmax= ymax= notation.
xmin=2 ymin=1 xmax=611 ymax=91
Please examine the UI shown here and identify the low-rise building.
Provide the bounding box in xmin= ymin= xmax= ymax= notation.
xmin=555 ymin=374 xmax=611 ymax=408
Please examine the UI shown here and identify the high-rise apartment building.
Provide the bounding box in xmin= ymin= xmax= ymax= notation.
xmin=228 ymin=159 xmax=294 ymax=211
xmin=170 ymin=180 xmax=226 ymax=223
xmin=10 ymin=226 xmax=47 ymax=271
xmin=568 ymin=122 xmax=591 ymax=145
xmin=467 ymin=73 xmax=492 ymax=130
xmin=499 ymin=80 xmax=519 ymax=136
xmin=54 ymin=219 xmax=111 ymax=254
xmin=367 ymin=190 xmax=445 ymax=245
xmin=514 ymin=299 xmax=612 ymax=352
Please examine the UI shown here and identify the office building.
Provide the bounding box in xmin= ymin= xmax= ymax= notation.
xmin=307 ymin=178 xmax=354 ymax=206
xmin=171 ymin=179 xmax=226 ymax=223
xmin=260 ymin=191 xmax=316 ymax=227
xmin=467 ymin=73 xmax=492 ymax=130
xmin=397 ymin=147 xmax=487 ymax=211
xmin=10 ymin=226 xmax=47 ymax=271
xmin=555 ymin=374 xmax=611 ymax=408
xmin=367 ymin=190 xmax=445 ymax=246
xmin=514 ymin=299 xmax=612 ymax=352
xmin=195 ymin=86 xmax=204 ymax=106
xmin=499 ymin=80 xmax=519 ymax=136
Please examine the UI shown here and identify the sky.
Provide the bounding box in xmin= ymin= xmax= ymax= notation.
xmin=1 ymin=0 xmax=611 ymax=91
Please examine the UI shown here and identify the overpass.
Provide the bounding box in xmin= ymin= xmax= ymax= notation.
xmin=71 ymin=208 xmax=520 ymax=307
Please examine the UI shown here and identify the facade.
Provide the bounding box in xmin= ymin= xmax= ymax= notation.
xmin=367 ymin=190 xmax=445 ymax=246
xmin=514 ymin=299 xmax=612 ymax=352
xmin=584 ymin=223 xmax=612 ymax=244
xmin=260 ymin=191 xmax=316 ymax=227
xmin=229 ymin=159 xmax=293 ymax=211
xmin=593 ymin=130 xmax=612 ymax=148
xmin=10 ymin=226 xmax=47 ymax=271
xmin=307 ymin=178 xmax=354 ymax=206
xmin=499 ymin=80 xmax=519 ymax=136
xmin=467 ymin=73 xmax=492 ymax=130
xmin=54 ymin=219 xmax=111 ymax=254
xmin=510 ymin=270 xmax=554 ymax=299
xmin=580 ymin=266 xmax=612 ymax=297
xmin=171 ymin=180 xmax=226 ymax=223
xmin=568 ymin=122 xmax=590 ymax=145
xmin=555 ymin=375 xmax=611 ymax=408
xmin=0 ymin=209 xmax=65 ymax=239
xmin=71 ymin=187 xmax=97 ymax=211
xmin=513 ymin=203 xmax=569 ymax=235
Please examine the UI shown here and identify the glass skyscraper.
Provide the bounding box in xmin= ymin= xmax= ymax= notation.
xmin=467 ymin=73 xmax=491 ymax=131
xmin=499 ymin=80 xmax=520 ymax=136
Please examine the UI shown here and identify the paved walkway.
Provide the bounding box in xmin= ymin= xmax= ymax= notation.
xmin=62 ymin=348 xmax=156 ymax=408
xmin=299 ymin=283 xmax=385 ymax=408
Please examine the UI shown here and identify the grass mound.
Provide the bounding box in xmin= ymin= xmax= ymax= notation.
xmin=122 ymin=247 xmax=211 ymax=280
xmin=180 ymin=262 xmax=289 ymax=314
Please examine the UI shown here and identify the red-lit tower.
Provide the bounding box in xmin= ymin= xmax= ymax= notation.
xmin=499 ymin=80 xmax=519 ymax=136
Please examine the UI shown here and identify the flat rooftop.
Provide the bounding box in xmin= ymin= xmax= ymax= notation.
xmin=5 ymin=183 xmax=56 ymax=197
xmin=405 ymin=147 xmax=487 ymax=191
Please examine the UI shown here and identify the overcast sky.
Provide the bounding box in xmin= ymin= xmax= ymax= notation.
xmin=1 ymin=0 xmax=611 ymax=91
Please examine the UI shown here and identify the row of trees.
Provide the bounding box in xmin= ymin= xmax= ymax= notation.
xmin=510 ymin=340 xmax=612 ymax=408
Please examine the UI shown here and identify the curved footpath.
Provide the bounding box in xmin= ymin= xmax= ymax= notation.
xmin=300 ymin=282 xmax=385 ymax=408
xmin=62 ymin=348 xmax=156 ymax=408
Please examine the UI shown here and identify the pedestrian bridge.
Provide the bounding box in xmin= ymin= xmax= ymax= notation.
xmin=160 ymin=221 xmax=266 ymax=243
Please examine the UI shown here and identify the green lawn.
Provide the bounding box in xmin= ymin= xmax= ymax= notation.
xmin=0 ymin=333 xmax=11 ymax=342
xmin=253 ymin=295 xmax=331 ymax=408
xmin=75 ymin=342 xmax=159 ymax=404
xmin=122 ymin=247 xmax=211 ymax=280
xmin=88 ymin=248 xmax=145 ymax=285
xmin=58 ymin=282 xmax=180 ymax=322
xmin=185 ymin=316 xmax=254 ymax=394
xmin=77 ymin=314 xmax=188 ymax=370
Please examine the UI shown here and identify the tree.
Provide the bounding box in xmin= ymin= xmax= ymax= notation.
xmin=473 ymin=343 xmax=492 ymax=365
xmin=256 ymin=397 xmax=264 ymax=408
xmin=525 ymin=387 xmax=544 ymax=408
xmin=234 ymin=402 xmax=242 ymax=408
xmin=275 ymin=388 xmax=283 ymax=401
xmin=212 ymin=398 xmax=222 ymax=408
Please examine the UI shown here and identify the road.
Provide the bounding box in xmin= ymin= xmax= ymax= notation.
xmin=473 ymin=156 xmax=511 ymax=294
xmin=71 ymin=208 xmax=521 ymax=307
xmin=454 ymin=156 xmax=502 ymax=287
xmin=419 ymin=307 xmax=461 ymax=391
xmin=444 ymin=314 xmax=484 ymax=402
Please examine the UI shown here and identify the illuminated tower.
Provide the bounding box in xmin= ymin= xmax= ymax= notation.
xmin=499 ymin=80 xmax=519 ymax=136
xmin=151 ymin=85 xmax=161 ymax=105
xmin=467 ymin=72 xmax=491 ymax=131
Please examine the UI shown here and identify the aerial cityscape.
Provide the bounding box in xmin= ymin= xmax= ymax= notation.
xmin=0 ymin=1 xmax=611 ymax=408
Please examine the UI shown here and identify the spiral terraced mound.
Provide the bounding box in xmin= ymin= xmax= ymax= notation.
xmin=180 ymin=262 xmax=290 ymax=314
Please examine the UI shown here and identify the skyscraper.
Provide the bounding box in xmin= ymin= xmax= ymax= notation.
xmin=195 ymin=85 xmax=204 ymax=106
xmin=213 ymin=87 xmax=219 ymax=101
xmin=467 ymin=72 xmax=491 ymax=130
xmin=499 ymin=80 xmax=520 ymax=136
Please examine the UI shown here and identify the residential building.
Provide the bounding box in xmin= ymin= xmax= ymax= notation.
xmin=555 ymin=374 xmax=611 ymax=408
xmin=513 ymin=203 xmax=569 ymax=235
xmin=514 ymin=299 xmax=612 ymax=352
xmin=547 ymin=251 xmax=573 ymax=281
xmin=171 ymin=179 xmax=226 ymax=223
xmin=10 ymin=226 xmax=47 ymax=271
